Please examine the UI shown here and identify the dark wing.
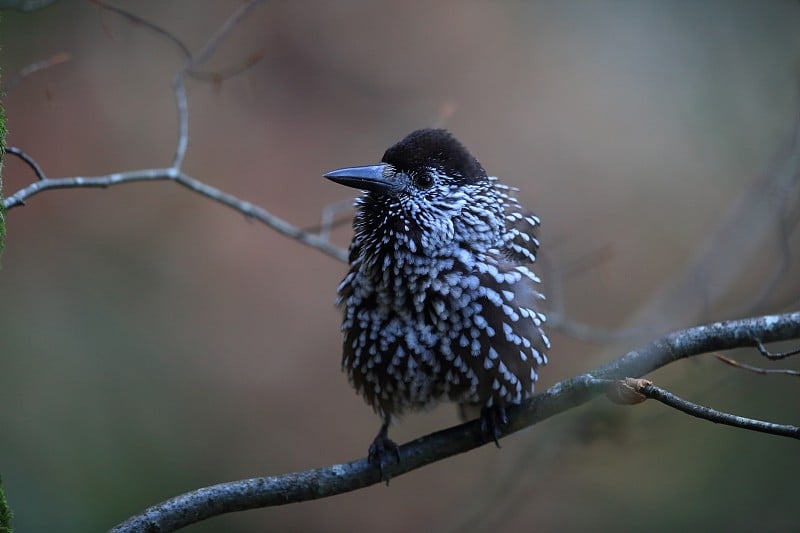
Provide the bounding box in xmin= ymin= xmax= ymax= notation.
xmin=447 ymin=257 xmax=550 ymax=409
xmin=494 ymin=182 xmax=541 ymax=265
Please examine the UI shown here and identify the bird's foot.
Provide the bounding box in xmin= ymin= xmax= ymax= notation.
xmin=480 ymin=405 xmax=509 ymax=448
xmin=368 ymin=431 xmax=400 ymax=484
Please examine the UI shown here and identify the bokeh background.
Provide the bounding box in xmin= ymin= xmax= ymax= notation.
xmin=2 ymin=1 xmax=799 ymax=531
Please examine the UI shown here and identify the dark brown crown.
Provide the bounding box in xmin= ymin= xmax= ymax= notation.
xmin=381 ymin=129 xmax=487 ymax=182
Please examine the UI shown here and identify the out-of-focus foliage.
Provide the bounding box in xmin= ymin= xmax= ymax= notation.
xmin=0 ymin=475 xmax=13 ymax=533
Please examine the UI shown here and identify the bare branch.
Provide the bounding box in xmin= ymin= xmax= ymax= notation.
xmin=1 ymin=167 xmax=177 ymax=209
xmin=714 ymin=353 xmax=800 ymax=377
xmin=4 ymin=146 xmax=47 ymax=181
xmin=0 ymin=165 xmax=347 ymax=262
xmin=1 ymin=0 xmax=346 ymax=264
xmin=0 ymin=52 xmax=70 ymax=93
xmin=171 ymin=0 xmax=265 ymax=170
xmin=90 ymin=0 xmax=264 ymax=85
xmin=754 ymin=339 xmax=800 ymax=360
xmin=88 ymin=0 xmax=192 ymax=59
xmin=302 ymin=198 xmax=355 ymax=239
xmin=108 ymin=311 xmax=800 ymax=533
xmin=170 ymin=172 xmax=347 ymax=262
xmin=89 ymin=0 xmax=265 ymax=170
xmin=633 ymin=380 xmax=799 ymax=439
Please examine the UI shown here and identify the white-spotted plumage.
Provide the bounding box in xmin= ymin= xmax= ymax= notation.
xmin=329 ymin=129 xmax=550 ymax=429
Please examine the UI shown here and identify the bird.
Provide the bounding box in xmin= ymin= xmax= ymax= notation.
xmin=324 ymin=128 xmax=549 ymax=478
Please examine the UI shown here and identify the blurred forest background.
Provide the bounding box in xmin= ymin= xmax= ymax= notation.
xmin=1 ymin=1 xmax=799 ymax=532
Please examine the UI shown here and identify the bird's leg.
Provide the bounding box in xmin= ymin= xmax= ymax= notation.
xmin=479 ymin=405 xmax=509 ymax=448
xmin=368 ymin=416 xmax=400 ymax=483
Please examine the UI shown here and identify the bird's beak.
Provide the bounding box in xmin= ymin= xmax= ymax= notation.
xmin=324 ymin=164 xmax=397 ymax=194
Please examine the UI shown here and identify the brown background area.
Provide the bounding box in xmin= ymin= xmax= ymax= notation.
xmin=1 ymin=1 xmax=799 ymax=531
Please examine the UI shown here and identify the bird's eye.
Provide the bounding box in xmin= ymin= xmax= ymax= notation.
xmin=416 ymin=173 xmax=434 ymax=189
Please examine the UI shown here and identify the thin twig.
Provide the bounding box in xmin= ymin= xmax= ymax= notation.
xmin=171 ymin=0 xmax=265 ymax=169
xmin=536 ymin=247 xmax=648 ymax=343
xmin=1 ymin=0 xmax=345 ymax=263
xmin=189 ymin=0 xmax=264 ymax=69
xmin=0 ymin=52 xmax=70 ymax=93
xmin=302 ymin=198 xmax=355 ymax=238
xmin=91 ymin=0 xmax=266 ymax=171
xmin=89 ymin=0 xmax=263 ymax=84
xmin=4 ymin=146 xmax=47 ymax=181
xmin=754 ymin=339 xmax=800 ymax=360
xmin=88 ymin=0 xmax=192 ymax=59
xmin=714 ymin=353 xmax=800 ymax=377
xmin=636 ymin=381 xmax=799 ymax=439
xmin=188 ymin=50 xmax=266 ymax=83
xmin=108 ymin=311 xmax=800 ymax=533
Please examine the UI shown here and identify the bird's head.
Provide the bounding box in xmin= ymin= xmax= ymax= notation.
xmin=325 ymin=129 xmax=505 ymax=256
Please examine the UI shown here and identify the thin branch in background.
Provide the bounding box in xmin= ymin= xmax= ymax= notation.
xmin=90 ymin=0 xmax=265 ymax=86
xmin=631 ymin=379 xmax=800 ymax=439
xmin=1 ymin=0 xmax=347 ymax=264
xmin=88 ymin=0 xmax=192 ymax=58
xmin=537 ymin=242 xmax=648 ymax=343
xmin=89 ymin=0 xmax=265 ymax=170
xmin=4 ymin=147 xmax=47 ymax=181
xmin=620 ymin=85 xmax=800 ymax=335
xmin=560 ymin=243 xmax=616 ymax=279
xmin=170 ymin=0 xmax=265 ymax=169
xmin=302 ymin=198 xmax=355 ymax=240
xmin=726 ymin=167 xmax=800 ymax=318
xmin=754 ymin=339 xmax=800 ymax=360
xmin=539 ymin=87 xmax=800 ymax=344
xmin=170 ymin=172 xmax=348 ymax=262
xmin=108 ymin=311 xmax=800 ymax=533
xmin=189 ymin=49 xmax=266 ymax=84
xmin=545 ymin=311 xmax=646 ymax=343
xmin=0 ymin=164 xmax=349 ymax=262
xmin=0 ymin=52 xmax=71 ymax=93
xmin=713 ymin=353 xmax=800 ymax=377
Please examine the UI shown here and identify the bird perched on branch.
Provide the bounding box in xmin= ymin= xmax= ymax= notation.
xmin=325 ymin=129 xmax=549 ymax=478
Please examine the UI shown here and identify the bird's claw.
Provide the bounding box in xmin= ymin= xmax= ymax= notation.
xmin=368 ymin=433 xmax=400 ymax=484
xmin=480 ymin=405 xmax=509 ymax=447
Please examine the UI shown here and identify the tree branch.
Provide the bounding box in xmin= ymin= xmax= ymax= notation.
xmin=633 ymin=380 xmax=799 ymax=439
xmin=714 ymin=352 xmax=800 ymax=377
xmin=1 ymin=0 xmax=347 ymax=263
xmin=0 ymin=162 xmax=348 ymax=262
xmin=170 ymin=0 xmax=264 ymax=169
xmin=0 ymin=52 xmax=70 ymax=93
xmin=754 ymin=338 xmax=800 ymax=360
xmin=108 ymin=311 xmax=800 ymax=533
xmin=4 ymin=146 xmax=46 ymax=181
